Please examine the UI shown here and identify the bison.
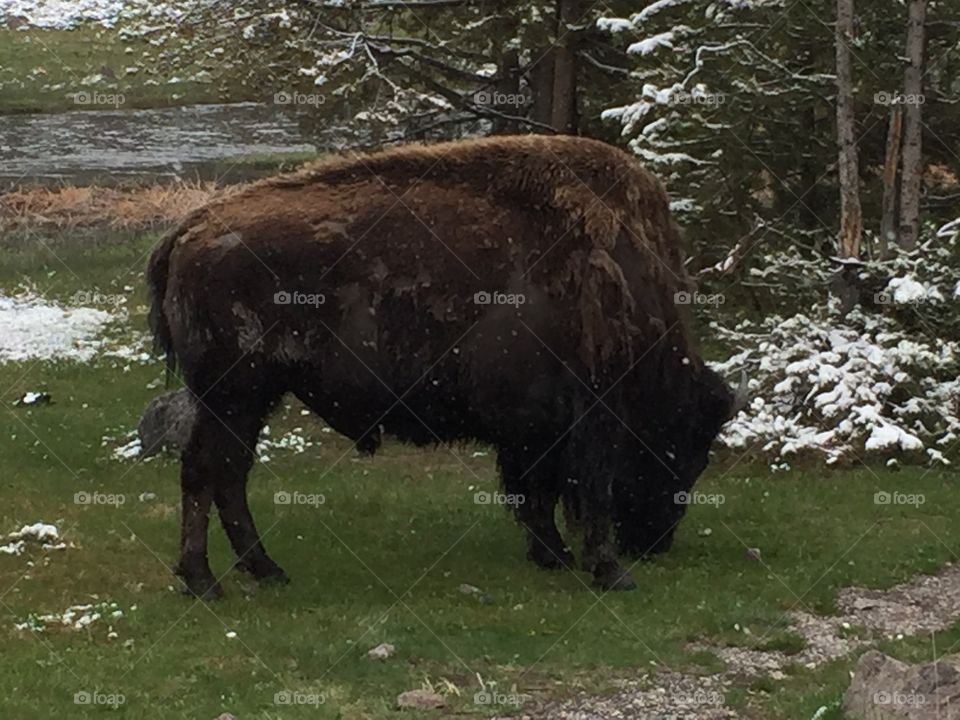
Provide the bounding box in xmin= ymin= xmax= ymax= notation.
xmin=147 ymin=134 xmax=741 ymax=599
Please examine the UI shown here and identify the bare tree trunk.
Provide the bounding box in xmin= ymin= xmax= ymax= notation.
xmin=492 ymin=48 xmax=521 ymax=134
xmin=898 ymin=0 xmax=927 ymax=251
xmin=880 ymin=105 xmax=903 ymax=258
xmin=529 ymin=50 xmax=555 ymax=130
xmin=835 ymin=0 xmax=862 ymax=258
xmin=550 ymin=0 xmax=580 ymax=134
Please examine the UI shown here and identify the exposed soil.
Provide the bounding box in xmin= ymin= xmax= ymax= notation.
xmin=510 ymin=563 xmax=960 ymax=719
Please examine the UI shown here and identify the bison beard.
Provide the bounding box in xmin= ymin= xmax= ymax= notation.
xmin=146 ymin=134 xmax=735 ymax=599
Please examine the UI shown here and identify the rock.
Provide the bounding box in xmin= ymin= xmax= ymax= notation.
xmin=397 ymin=689 xmax=445 ymax=710
xmin=368 ymin=642 xmax=395 ymax=660
xmin=138 ymin=389 xmax=196 ymax=456
xmin=458 ymin=584 xmax=481 ymax=595
xmin=745 ymin=547 xmax=761 ymax=561
xmin=843 ymin=650 xmax=960 ymax=719
xmin=214 ymin=714 xmax=237 ymax=720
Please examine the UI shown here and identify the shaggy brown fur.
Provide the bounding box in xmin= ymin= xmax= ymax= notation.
xmin=148 ymin=134 xmax=733 ymax=598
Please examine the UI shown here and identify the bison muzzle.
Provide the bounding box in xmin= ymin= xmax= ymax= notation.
xmin=146 ymin=134 xmax=738 ymax=599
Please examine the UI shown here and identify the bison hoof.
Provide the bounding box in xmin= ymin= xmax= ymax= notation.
xmin=257 ymin=567 xmax=290 ymax=586
xmin=592 ymin=562 xmax=637 ymax=591
xmin=236 ymin=558 xmax=290 ymax=585
xmin=183 ymin=581 xmax=224 ymax=601
xmin=174 ymin=570 xmax=224 ymax=600
xmin=528 ymin=543 xmax=576 ymax=571
xmin=173 ymin=561 xmax=224 ymax=600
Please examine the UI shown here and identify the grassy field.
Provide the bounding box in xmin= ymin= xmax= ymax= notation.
xmin=0 ymin=26 xmax=251 ymax=114
xmin=1 ymin=230 xmax=959 ymax=719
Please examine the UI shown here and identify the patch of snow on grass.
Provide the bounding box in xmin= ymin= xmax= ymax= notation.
xmin=1 ymin=522 xmax=68 ymax=555
xmin=0 ymin=293 xmax=113 ymax=363
xmin=14 ymin=601 xmax=123 ymax=633
xmin=256 ymin=426 xmax=315 ymax=462
xmin=113 ymin=437 xmax=143 ymax=460
xmin=9 ymin=522 xmax=59 ymax=543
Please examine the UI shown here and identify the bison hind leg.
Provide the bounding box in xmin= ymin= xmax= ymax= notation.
xmin=175 ymin=402 xmax=225 ymax=600
xmin=210 ymin=393 xmax=289 ymax=585
xmin=176 ymin=381 xmax=288 ymax=598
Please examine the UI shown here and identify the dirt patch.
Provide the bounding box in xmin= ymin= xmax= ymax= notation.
xmin=515 ymin=563 xmax=960 ymax=719
xmin=508 ymin=672 xmax=736 ymax=720
xmin=707 ymin=562 xmax=960 ymax=681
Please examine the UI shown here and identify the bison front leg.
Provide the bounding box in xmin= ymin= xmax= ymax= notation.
xmin=582 ymin=521 xmax=637 ymax=591
xmin=209 ymin=396 xmax=288 ymax=585
xmin=567 ymin=414 xmax=637 ymax=591
xmin=615 ymin=483 xmax=686 ymax=559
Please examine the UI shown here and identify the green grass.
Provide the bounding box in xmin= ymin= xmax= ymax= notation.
xmin=1 ymin=230 xmax=959 ymax=718
xmin=0 ymin=26 xmax=252 ymax=114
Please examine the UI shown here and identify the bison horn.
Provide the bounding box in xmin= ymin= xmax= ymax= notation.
xmin=731 ymin=370 xmax=749 ymax=416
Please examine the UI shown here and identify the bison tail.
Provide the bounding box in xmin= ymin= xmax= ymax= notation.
xmin=146 ymin=224 xmax=181 ymax=380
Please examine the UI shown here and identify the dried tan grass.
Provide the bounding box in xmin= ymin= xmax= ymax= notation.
xmin=0 ymin=181 xmax=233 ymax=231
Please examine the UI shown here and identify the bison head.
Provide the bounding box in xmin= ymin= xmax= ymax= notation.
xmin=612 ymin=367 xmax=746 ymax=558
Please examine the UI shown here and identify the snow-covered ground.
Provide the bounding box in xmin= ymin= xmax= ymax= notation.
xmin=0 ymin=291 xmax=153 ymax=364
xmin=0 ymin=292 xmax=115 ymax=362
xmin=0 ymin=521 xmax=68 ymax=555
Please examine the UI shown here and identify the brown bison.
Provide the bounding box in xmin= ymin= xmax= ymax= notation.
xmin=147 ymin=134 xmax=740 ymax=598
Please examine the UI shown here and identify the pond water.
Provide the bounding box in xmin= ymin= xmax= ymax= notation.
xmin=0 ymin=102 xmax=316 ymax=185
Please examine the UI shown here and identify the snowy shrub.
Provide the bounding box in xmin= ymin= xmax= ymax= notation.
xmin=709 ymin=221 xmax=960 ymax=467
xmin=712 ymin=306 xmax=959 ymax=466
